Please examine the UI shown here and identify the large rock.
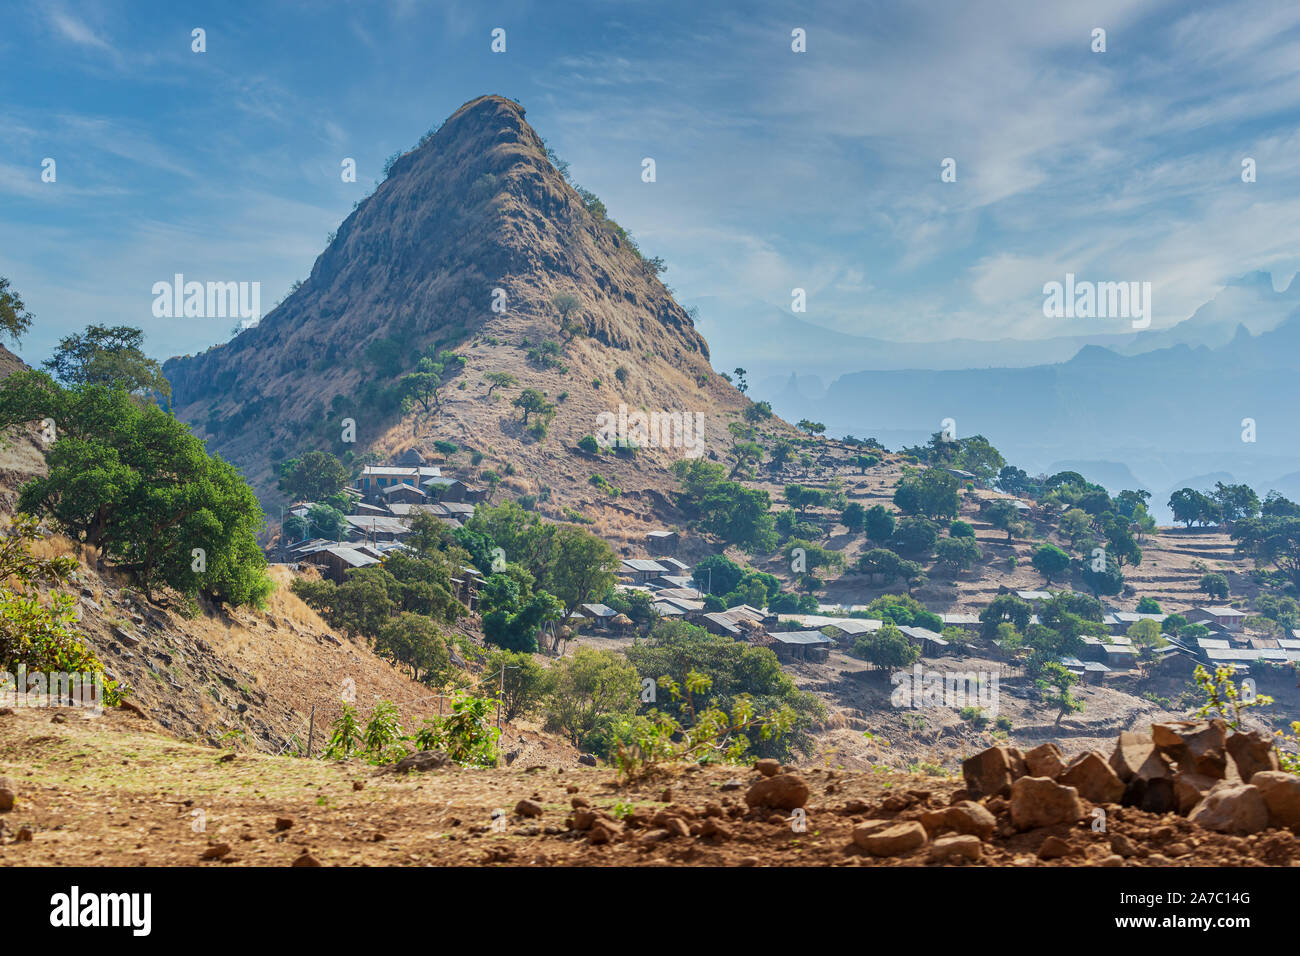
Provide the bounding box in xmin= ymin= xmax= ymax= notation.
xmin=1151 ymin=719 xmax=1227 ymax=778
xmin=1009 ymin=776 xmax=1084 ymax=831
xmin=929 ymin=834 xmax=982 ymax=862
xmin=1110 ymin=731 xmax=1172 ymax=783
xmin=962 ymin=746 xmax=1025 ymax=798
xmin=744 ymin=773 xmax=810 ymax=811
xmin=1227 ymin=731 xmax=1280 ymax=782
xmin=860 ymin=821 xmax=928 ymax=857
xmin=945 ymin=801 xmax=997 ymax=840
xmin=1025 ymin=743 xmax=1066 ymax=780
xmin=386 ymin=750 xmax=450 ymax=774
xmin=1251 ymin=770 xmax=1300 ymax=829
xmin=919 ymin=801 xmax=995 ymax=840
xmin=1060 ymin=751 xmax=1124 ymax=804
xmin=1188 ymin=783 xmax=1269 ymax=835
xmin=1173 ymin=772 xmax=1220 ymax=815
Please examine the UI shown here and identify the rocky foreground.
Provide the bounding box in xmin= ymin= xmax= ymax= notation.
xmin=2 ymin=708 xmax=1299 ymax=866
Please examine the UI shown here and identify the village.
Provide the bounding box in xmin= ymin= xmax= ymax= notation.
xmin=272 ymin=453 xmax=1298 ymax=705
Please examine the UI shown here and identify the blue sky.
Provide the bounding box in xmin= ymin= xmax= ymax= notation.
xmin=5 ymin=0 xmax=1300 ymax=368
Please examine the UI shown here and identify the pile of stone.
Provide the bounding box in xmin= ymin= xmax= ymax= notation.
xmin=961 ymin=719 xmax=1300 ymax=837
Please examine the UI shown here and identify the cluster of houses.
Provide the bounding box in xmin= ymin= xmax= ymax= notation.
xmin=280 ymin=461 xmax=1288 ymax=684
xmin=995 ymin=591 xmax=1289 ymax=684
xmin=280 ymin=451 xmax=485 ymax=593
xmin=620 ymin=575 xmax=1294 ymax=682
xmin=570 ymin=533 xmax=840 ymax=663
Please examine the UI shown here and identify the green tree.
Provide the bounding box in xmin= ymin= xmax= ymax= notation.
xmin=626 ymin=620 xmax=822 ymax=760
xmin=934 ymin=534 xmax=981 ymax=572
xmin=0 ymin=276 xmax=33 ymax=343
xmin=852 ymin=622 xmax=921 ymax=669
xmin=1126 ymin=618 xmax=1166 ymax=662
xmin=484 ymin=371 xmax=517 ymax=398
xmin=692 ymin=554 xmax=745 ymax=596
xmin=985 ymin=499 xmax=1025 ymax=542
xmin=894 ymin=467 xmax=960 ymax=520
xmin=278 ymin=451 xmax=351 ymax=502
xmin=478 ymin=649 xmax=555 ymax=722
xmin=376 ymin=612 xmax=450 ymax=683
xmin=728 ymin=440 xmax=764 ymax=479
xmin=784 ymin=483 xmax=828 ymax=517
xmin=864 ymin=504 xmax=895 ymax=542
xmin=1199 ymin=572 xmax=1230 ymax=600
xmin=512 ymin=388 xmax=554 ymax=425
xmin=890 ymin=516 xmax=939 ymax=557
xmin=2 ymin=372 xmax=270 ymax=605
xmin=1135 ymin=597 xmax=1162 ymax=614
xmin=43 ymin=325 xmax=170 ymax=402
xmin=0 ymin=514 xmax=120 ymax=702
xmin=1211 ymin=482 xmax=1260 ymax=523
xmin=1081 ymin=552 xmax=1124 ymax=598
xmin=304 ymin=503 xmax=347 ymax=540
xmin=552 ymin=292 xmax=583 ymax=340
xmin=842 ymin=501 xmax=866 ymax=534
xmin=400 ymin=350 xmax=466 ymax=434
xmin=536 ymin=524 xmax=620 ymax=632
xmin=1031 ymin=543 xmax=1071 ymax=584
xmin=483 ymin=590 xmax=562 ymax=653
xmin=980 ymin=593 xmax=1032 ymax=639
xmin=784 ymin=537 xmax=845 ymax=575
xmin=672 ymin=460 xmax=776 ymax=552
xmin=1233 ymin=516 xmax=1300 ymax=590
xmin=1036 ymin=662 xmax=1084 ymax=726
xmin=953 ymin=435 xmax=1005 ymax=484
xmin=1169 ymin=488 xmax=1221 ymax=528
xmin=545 ymin=648 xmax=641 ymax=748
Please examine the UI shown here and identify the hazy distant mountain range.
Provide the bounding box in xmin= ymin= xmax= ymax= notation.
xmin=739 ymin=277 xmax=1300 ymax=523
xmin=710 ymin=271 xmax=1300 ymax=386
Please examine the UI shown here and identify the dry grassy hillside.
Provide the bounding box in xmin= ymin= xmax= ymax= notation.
xmin=0 ymin=407 xmax=576 ymax=764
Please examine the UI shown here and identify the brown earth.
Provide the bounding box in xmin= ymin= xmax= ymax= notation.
xmin=1 ymin=707 xmax=1295 ymax=867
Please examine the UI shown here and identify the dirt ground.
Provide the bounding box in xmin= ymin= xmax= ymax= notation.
xmin=2 ymin=707 xmax=1297 ymax=867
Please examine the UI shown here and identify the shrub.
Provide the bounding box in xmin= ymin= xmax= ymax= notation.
xmin=0 ymin=514 xmax=122 ymax=704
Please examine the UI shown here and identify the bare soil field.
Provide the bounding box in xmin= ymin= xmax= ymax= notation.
xmin=2 ymin=708 xmax=1296 ymax=867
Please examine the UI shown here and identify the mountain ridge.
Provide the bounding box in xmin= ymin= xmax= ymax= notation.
xmin=163 ymin=95 xmax=750 ymax=513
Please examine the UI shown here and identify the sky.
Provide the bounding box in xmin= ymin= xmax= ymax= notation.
xmin=5 ymin=0 xmax=1300 ymax=368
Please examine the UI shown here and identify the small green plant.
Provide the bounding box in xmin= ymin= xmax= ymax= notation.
xmin=959 ymin=705 xmax=990 ymax=729
xmin=362 ymin=700 xmax=406 ymax=763
xmin=994 ymin=714 xmax=1013 ymax=732
xmin=323 ymin=705 xmax=362 ymax=759
xmin=410 ymin=694 xmax=500 ymax=768
xmin=1274 ymin=722 xmax=1300 ymax=773
xmin=1192 ymin=664 xmax=1273 ymax=730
